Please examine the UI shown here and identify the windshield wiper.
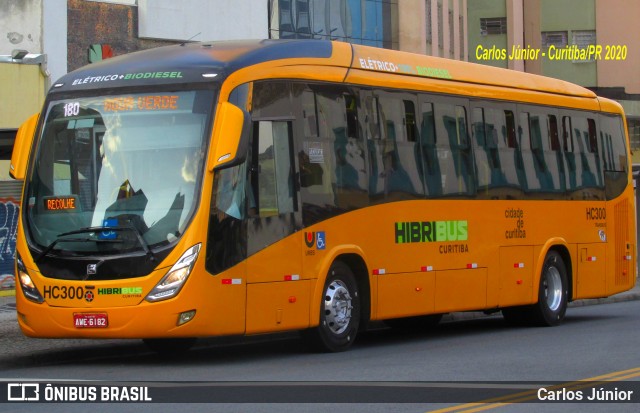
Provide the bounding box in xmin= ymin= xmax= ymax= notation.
xmin=36 ymin=224 xmax=156 ymax=263
xmin=36 ymin=236 xmax=122 ymax=263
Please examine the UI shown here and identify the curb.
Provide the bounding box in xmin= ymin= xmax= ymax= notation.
xmin=442 ymin=287 xmax=640 ymax=322
xmin=0 ymin=289 xmax=15 ymax=298
xmin=568 ymin=291 xmax=640 ymax=307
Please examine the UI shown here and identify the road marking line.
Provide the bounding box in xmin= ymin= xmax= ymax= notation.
xmin=427 ymin=366 xmax=640 ymax=413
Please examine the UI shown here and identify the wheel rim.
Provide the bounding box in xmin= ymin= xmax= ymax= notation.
xmin=323 ymin=280 xmax=353 ymax=335
xmin=543 ymin=266 xmax=563 ymax=312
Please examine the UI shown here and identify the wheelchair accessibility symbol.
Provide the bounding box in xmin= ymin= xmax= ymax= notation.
xmin=99 ymin=218 xmax=118 ymax=240
xmin=316 ymin=232 xmax=326 ymax=250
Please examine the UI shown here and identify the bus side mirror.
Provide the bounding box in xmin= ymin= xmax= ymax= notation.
xmin=208 ymin=102 xmax=245 ymax=171
xmin=10 ymin=113 xmax=39 ymax=180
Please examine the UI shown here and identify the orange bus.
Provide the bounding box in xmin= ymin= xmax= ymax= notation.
xmin=11 ymin=40 xmax=635 ymax=353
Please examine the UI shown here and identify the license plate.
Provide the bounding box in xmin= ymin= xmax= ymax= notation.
xmin=73 ymin=313 xmax=108 ymax=329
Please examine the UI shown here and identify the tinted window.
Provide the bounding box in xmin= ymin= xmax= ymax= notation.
xmin=600 ymin=113 xmax=628 ymax=199
xmin=419 ymin=102 xmax=441 ymax=197
xmin=297 ymin=85 xmax=367 ymax=225
xmin=571 ymin=116 xmax=601 ymax=191
xmin=370 ymin=92 xmax=425 ymax=200
xmin=433 ymin=102 xmax=474 ymax=196
xmin=475 ymin=106 xmax=521 ymax=196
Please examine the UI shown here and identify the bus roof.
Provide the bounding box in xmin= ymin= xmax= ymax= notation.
xmin=52 ymin=39 xmax=596 ymax=100
xmin=349 ymin=43 xmax=596 ymax=99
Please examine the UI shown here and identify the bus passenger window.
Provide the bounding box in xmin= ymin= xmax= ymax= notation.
xmin=568 ymin=116 xmax=600 ymax=192
xmin=587 ymin=118 xmax=598 ymax=153
xmin=562 ymin=116 xmax=577 ymax=190
xmin=434 ymin=102 xmax=474 ymax=196
xmin=518 ymin=111 xmax=539 ymax=193
xmin=472 ymin=107 xmax=491 ymax=195
xmin=472 ymin=107 xmax=486 ymax=147
xmin=420 ymin=102 xmax=441 ymax=197
xmin=368 ymin=96 xmax=381 ymax=140
xmin=404 ymin=100 xmax=418 ymax=142
xmin=562 ymin=116 xmax=573 ymax=152
xmin=548 ymin=115 xmax=560 ymax=151
xmin=338 ymin=93 xmax=366 ymax=194
xmin=372 ymin=93 xmax=424 ymax=199
xmin=505 ymin=111 xmax=517 ymax=149
xmin=456 ymin=106 xmax=469 ymax=148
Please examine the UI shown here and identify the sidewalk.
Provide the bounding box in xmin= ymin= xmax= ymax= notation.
xmin=569 ymin=281 xmax=640 ymax=307
xmin=444 ymin=281 xmax=640 ymax=322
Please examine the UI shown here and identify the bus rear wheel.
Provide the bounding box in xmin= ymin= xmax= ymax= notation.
xmin=303 ymin=261 xmax=360 ymax=352
xmin=531 ymin=250 xmax=568 ymax=326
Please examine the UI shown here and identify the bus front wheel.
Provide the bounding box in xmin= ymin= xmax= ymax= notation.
xmin=303 ymin=261 xmax=360 ymax=352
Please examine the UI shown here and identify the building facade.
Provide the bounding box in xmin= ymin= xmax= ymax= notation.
xmin=0 ymin=0 xmax=466 ymax=292
xmin=468 ymin=0 xmax=640 ymax=163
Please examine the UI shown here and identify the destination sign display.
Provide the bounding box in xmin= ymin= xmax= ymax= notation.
xmin=43 ymin=196 xmax=78 ymax=212
xmin=103 ymin=95 xmax=180 ymax=112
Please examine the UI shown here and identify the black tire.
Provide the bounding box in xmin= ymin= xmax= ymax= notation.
xmin=303 ymin=261 xmax=360 ymax=352
xmin=385 ymin=314 xmax=443 ymax=331
xmin=143 ymin=338 xmax=197 ymax=355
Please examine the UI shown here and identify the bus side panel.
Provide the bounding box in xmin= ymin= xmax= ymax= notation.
xmin=498 ymin=246 xmax=534 ymax=307
xmin=245 ymin=280 xmax=311 ymax=334
xmin=196 ymin=262 xmax=248 ymax=337
xmin=434 ymin=269 xmax=487 ymax=313
xmin=376 ymin=271 xmax=436 ymax=319
xmin=576 ymin=243 xmax=606 ymax=299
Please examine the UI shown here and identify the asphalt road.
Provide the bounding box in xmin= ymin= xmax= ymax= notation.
xmin=1 ymin=290 xmax=639 ymax=413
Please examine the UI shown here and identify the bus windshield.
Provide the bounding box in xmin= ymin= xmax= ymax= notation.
xmin=25 ymin=89 xmax=215 ymax=256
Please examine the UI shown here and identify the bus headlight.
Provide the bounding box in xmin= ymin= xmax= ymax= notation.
xmin=16 ymin=254 xmax=44 ymax=304
xmin=145 ymin=243 xmax=201 ymax=302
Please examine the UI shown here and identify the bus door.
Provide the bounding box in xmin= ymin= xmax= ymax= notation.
xmin=245 ymin=118 xmax=308 ymax=334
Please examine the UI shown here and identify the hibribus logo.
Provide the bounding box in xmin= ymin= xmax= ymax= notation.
xmin=395 ymin=220 xmax=468 ymax=244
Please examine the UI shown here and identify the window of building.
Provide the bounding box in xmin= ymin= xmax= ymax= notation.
xmin=87 ymin=0 xmax=136 ymax=5
xmin=0 ymin=130 xmax=16 ymax=160
xmin=437 ymin=3 xmax=443 ymax=50
xmin=449 ymin=10 xmax=454 ymax=55
xmin=480 ymin=17 xmax=507 ymax=36
xmin=628 ymin=118 xmax=640 ymax=152
xmin=542 ymin=31 xmax=568 ymax=49
xmin=459 ymin=14 xmax=465 ymax=60
xmin=268 ymin=0 xmax=398 ymax=49
xmin=425 ymin=0 xmax=432 ymax=45
xmin=572 ymin=30 xmax=597 ymax=62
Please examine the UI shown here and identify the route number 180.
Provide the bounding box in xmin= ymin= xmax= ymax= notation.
xmin=64 ymin=102 xmax=80 ymax=117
